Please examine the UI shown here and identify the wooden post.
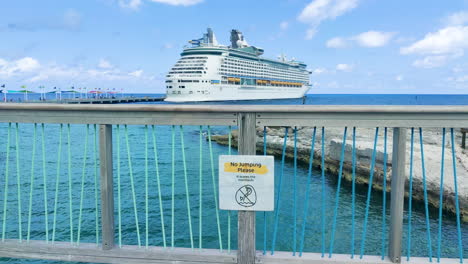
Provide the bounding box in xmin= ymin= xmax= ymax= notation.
xmin=388 ymin=128 xmax=407 ymax=263
xmin=99 ymin=124 xmax=114 ymax=250
xmin=462 ymin=129 xmax=466 ymax=149
xmin=237 ymin=113 xmax=257 ymax=264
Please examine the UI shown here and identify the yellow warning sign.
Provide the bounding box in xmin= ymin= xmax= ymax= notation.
xmin=223 ymin=162 xmax=269 ymax=174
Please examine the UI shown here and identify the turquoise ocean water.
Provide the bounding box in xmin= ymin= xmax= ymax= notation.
xmin=0 ymin=93 xmax=467 ymax=263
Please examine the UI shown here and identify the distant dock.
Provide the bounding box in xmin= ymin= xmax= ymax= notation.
xmin=3 ymin=96 xmax=166 ymax=104
xmin=61 ymin=96 xmax=166 ymax=104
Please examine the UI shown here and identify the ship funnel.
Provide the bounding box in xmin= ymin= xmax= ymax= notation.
xmin=230 ymin=29 xmax=249 ymax=48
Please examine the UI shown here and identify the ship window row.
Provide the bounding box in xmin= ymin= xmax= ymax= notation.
xmin=172 ymin=67 xmax=205 ymax=71
xmin=176 ymin=60 xmax=207 ymax=64
xmin=169 ymin=71 xmax=204 ymax=74
xmin=180 ymin=56 xmax=208 ymax=60
xmin=178 ymin=80 xmax=200 ymax=83
xmin=174 ymin=63 xmax=205 ymax=67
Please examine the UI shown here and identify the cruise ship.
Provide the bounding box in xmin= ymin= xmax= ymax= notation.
xmin=164 ymin=28 xmax=311 ymax=102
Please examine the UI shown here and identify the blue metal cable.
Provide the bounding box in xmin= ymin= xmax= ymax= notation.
xmin=271 ymin=127 xmax=289 ymax=255
xmin=419 ymin=128 xmax=433 ymax=262
xmin=437 ymin=128 xmax=446 ymax=263
xmin=41 ymin=124 xmax=49 ymax=243
xmin=293 ymin=127 xmax=298 ymax=256
xmin=67 ymin=124 xmax=73 ymax=244
xmin=15 ymin=123 xmax=23 ymax=242
xmin=145 ymin=125 xmax=149 ymax=248
xmin=77 ymin=124 xmax=89 ymax=245
xmin=263 ymin=126 xmax=267 ymax=255
xmin=199 ymin=125 xmax=203 ymax=251
xmin=51 ymin=124 xmax=63 ymax=243
xmin=151 ymin=125 xmax=166 ymax=248
xmin=171 ymin=125 xmax=175 ymax=249
xmin=299 ymin=127 xmax=317 ymax=257
xmin=450 ymin=128 xmax=464 ymax=263
xmin=381 ymin=127 xmax=388 ymax=260
xmin=321 ymin=127 xmax=326 ymax=258
xmin=359 ymin=127 xmax=379 ymax=259
xmin=207 ymin=126 xmax=223 ymax=251
xmin=329 ymin=127 xmax=348 ymax=257
xmin=351 ymin=127 xmax=356 ymax=258
xmin=407 ymin=128 xmax=415 ymax=261
xmin=1 ymin=123 xmax=11 ymax=242
xmin=27 ymin=124 xmax=37 ymax=242
xmin=124 ymin=125 xmax=141 ymax=247
xmin=179 ymin=126 xmax=194 ymax=250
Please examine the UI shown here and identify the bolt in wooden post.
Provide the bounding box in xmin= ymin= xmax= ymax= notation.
xmin=99 ymin=124 xmax=114 ymax=250
xmin=388 ymin=128 xmax=407 ymax=263
xmin=237 ymin=113 xmax=256 ymax=264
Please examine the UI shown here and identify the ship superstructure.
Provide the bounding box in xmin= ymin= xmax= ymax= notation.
xmin=165 ymin=28 xmax=311 ymax=102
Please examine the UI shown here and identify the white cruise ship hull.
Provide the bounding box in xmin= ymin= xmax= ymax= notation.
xmin=165 ymin=85 xmax=310 ymax=102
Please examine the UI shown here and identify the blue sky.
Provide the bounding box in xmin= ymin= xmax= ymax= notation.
xmin=1 ymin=0 xmax=468 ymax=94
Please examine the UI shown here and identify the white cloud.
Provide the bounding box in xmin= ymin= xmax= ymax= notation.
xmin=119 ymin=0 xmax=142 ymax=10
xmin=396 ymin=75 xmax=403 ymax=81
xmin=118 ymin=0 xmax=202 ymax=9
xmin=326 ymin=37 xmax=346 ymax=48
xmin=305 ymin=28 xmax=317 ymax=40
xmin=312 ymin=68 xmax=327 ymax=74
xmin=129 ymin=69 xmax=143 ymax=77
xmin=0 ymin=57 xmax=40 ymax=77
xmin=336 ymin=63 xmax=353 ymax=71
xmin=98 ymin=59 xmax=113 ymax=69
xmin=63 ymin=9 xmax=81 ymax=29
xmin=298 ymin=0 xmax=359 ymax=39
xmin=401 ymin=26 xmax=468 ymax=55
xmin=280 ymin=21 xmax=289 ymax=30
xmin=353 ymin=31 xmax=395 ymax=47
xmin=412 ymin=55 xmax=448 ymax=68
xmin=148 ymin=0 xmax=203 ymax=6
xmin=444 ymin=11 xmax=468 ymax=26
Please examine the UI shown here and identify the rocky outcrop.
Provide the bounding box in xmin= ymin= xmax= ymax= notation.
xmin=212 ymin=127 xmax=468 ymax=222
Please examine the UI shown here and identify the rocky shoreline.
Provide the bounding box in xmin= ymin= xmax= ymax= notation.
xmin=212 ymin=127 xmax=468 ymax=222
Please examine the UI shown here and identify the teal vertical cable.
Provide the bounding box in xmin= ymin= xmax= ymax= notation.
xmin=52 ymin=124 xmax=63 ymax=243
xmin=77 ymin=124 xmax=89 ymax=245
xmin=351 ymin=127 xmax=356 ymax=258
xmin=321 ymin=127 xmax=326 ymax=258
xmin=381 ymin=127 xmax=388 ymax=260
xmin=145 ymin=125 xmax=149 ymax=248
xmin=207 ymin=126 xmax=223 ymax=251
xmin=407 ymin=128 xmax=415 ymax=261
xmin=124 ymin=125 xmax=141 ymax=247
xmin=450 ymin=128 xmax=463 ymax=263
xmin=227 ymin=125 xmax=232 ymax=253
xmin=15 ymin=123 xmax=23 ymax=242
xmin=437 ymin=128 xmax=446 ymax=263
xmin=171 ymin=125 xmax=175 ymax=249
xmin=419 ymin=128 xmax=433 ymax=262
xmin=93 ymin=124 xmax=99 ymax=244
xmin=27 ymin=124 xmax=37 ymax=242
xmin=41 ymin=124 xmax=49 ymax=243
xmin=359 ymin=127 xmax=379 ymax=259
xmin=198 ymin=125 xmax=203 ymax=251
xmin=67 ymin=124 xmax=74 ymax=244
xmin=151 ymin=125 xmax=166 ymax=248
xmin=328 ymin=127 xmax=348 ymax=257
xmin=2 ymin=123 xmax=11 ymax=242
xmin=293 ymin=127 xmax=298 ymax=256
xmin=116 ymin=125 xmax=122 ymax=248
xmin=263 ymin=126 xmax=267 ymax=255
xmin=271 ymin=127 xmax=288 ymax=255
xmin=299 ymin=127 xmax=317 ymax=257
xmin=179 ymin=126 xmax=194 ymax=249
